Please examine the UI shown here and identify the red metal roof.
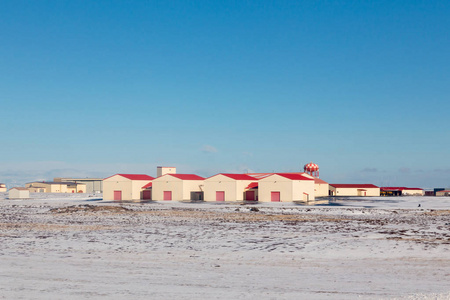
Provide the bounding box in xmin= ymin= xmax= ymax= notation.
xmin=166 ymin=174 xmax=204 ymax=180
xmin=314 ymin=178 xmax=328 ymax=184
xmin=245 ymin=182 xmax=259 ymax=189
xmin=208 ymin=174 xmax=257 ymax=180
xmin=142 ymin=182 xmax=152 ymax=189
xmin=331 ymin=184 xmax=379 ymax=188
xmin=381 ymin=187 xmax=423 ymax=191
xmin=104 ymin=174 xmax=154 ymax=181
xmin=272 ymin=173 xmax=314 ymax=180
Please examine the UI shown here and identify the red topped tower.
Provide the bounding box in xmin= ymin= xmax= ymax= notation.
xmin=304 ymin=162 xmax=319 ymax=178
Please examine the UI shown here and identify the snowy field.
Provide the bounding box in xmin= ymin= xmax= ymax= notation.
xmin=1 ymin=193 xmax=450 ymax=299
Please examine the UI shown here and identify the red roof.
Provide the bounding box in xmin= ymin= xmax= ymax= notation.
xmin=142 ymin=182 xmax=152 ymax=189
xmin=166 ymin=174 xmax=204 ymax=180
xmin=314 ymin=178 xmax=328 ymax=184
xmin=331 ymin=184 xmax=379 ymax=189
xmin=104 ymin=174 xmax=154 ymax=181
xmin=381 ymin=187 xmax=423 ymax=191
xmin=245 ymin=182 xmax=259 ymax=189
xmin=209 ymin=174 xmax=257 ymax=180
xmin=270 ymin=173 xmax=314 ymax=180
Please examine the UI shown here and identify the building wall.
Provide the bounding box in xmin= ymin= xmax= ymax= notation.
xmin=103 ymin=175 xmax=137 ymax=200
xmin=402 ymin=189 xmax=424 ymax=196
xmin=9 ymin=189 xmax=30 ymax=199
xmin=204 ymin=175 xmax=238 ymax=201
xmin=330 ymin=186 xmax=380 ymax=196
xmin=152 ymin=177 xmax=204 ymax=201
xmin=314 ymin=183 xmax=329 ymax=197
xmin=152 ymin=177 xmax=183 ymax=201
xmin=259 ymin=175 xmax=315 ymax=202
xmin=157 ymin=167 xmax=177 ymax=177
xmin=436 ymin=190 xmax=450 ymax=196
xmin=55 ymin=178 xmax=103 ymax=193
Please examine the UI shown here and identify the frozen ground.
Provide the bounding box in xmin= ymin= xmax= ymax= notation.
xmin=1 ymin=194 xmax=450 ymax=299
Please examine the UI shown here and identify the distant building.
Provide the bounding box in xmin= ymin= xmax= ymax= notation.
xmin=103 ymin=174 xmax=154 ymax=201
xmin=152 ymin=174 xmax=204 ymax=201
xmin=8 ymin=187 xmax=30 ymax=199
xmin=329 ymin=184 xmax=380 ymax=196
xmin=25 ymin=181 xmax=87 ymax=193
xmin=436 ymin=190 xmax=450 ymax=197
xmin=54 ymin=177 xmax=103 ymax=193
xmin=380 ymin=187 xmax=424 ymax=196
xmin=0 ymin=183 xmax=6 ymax=192
xmin=258 ymin=173 xmax=315 ymax=202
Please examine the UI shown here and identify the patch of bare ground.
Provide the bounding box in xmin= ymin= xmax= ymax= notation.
xmin=423 ymin=209 xmax=450 ymax=216
xmin=0 ymin=222 xmax=115 ymax=231
xmin=50 ymin=204 xmax=131 ymax=214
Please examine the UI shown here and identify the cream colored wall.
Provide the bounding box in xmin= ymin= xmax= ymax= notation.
xmin=0 ymin=187 xmax=6 ymax=192
xmin=315 ymin=183 xmax=329 ymax=197
xmin=157 ymin=167 xmax=177 ymax=177
xmin=152 ymin=177 xmax=183 ymax=201
xmin=103 ymin=175 xmax=133 ymax=200
xmin=204 ymin=175 xmax=237 ymax=202
xmin=331 ymin=187 xmax=380 ymax=196
xmin=9 ymin=189 xmax=30 ymax=199
xmin=402 ymin=189 xmax=424 ymax=196
xmin=295 ymin=180 xmax=316 ymax=201
xmin=259 ymin=175 xmax=315 ymax=202
xmin=436 ymin=191 xmax=450 ymax=196
xmin=182 ymin=180 xmax=204 ymax=200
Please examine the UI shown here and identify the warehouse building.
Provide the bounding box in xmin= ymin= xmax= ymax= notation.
xmin=54 ymin=177 xmax=103 ymax=193
xmin=25 ymin=181 xmax=86 ymax=193
xmin=258 ymin=173 xmax=315 ymax=202
xmin=103 ymin=174 xmax=154 ymax=201
xmin=381 ymin=187 xmax=424 ymax=196
xmin=329 ymin=184 xmax=380 ymax=196
xmin=8 ymin=187 xmax=30 ymax=199
xmin=152 ymin=174 xmax=204 ymax=201
xmin=204 ymin=174 xmax=257 ymax=202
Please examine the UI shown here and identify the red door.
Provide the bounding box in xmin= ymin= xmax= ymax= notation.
xmin=271 ymin=192 xmax=280 ymax=202
xmin=164 ymin=191 xmax=172 ymax=201
xmin=142 ymin=190 xmax=151 ymax=200
xmin=245 ymin=191 xmax=255 ymax=201
xmin=216 ymin=191 xmax=225 ymax=201
xmin=114 ymin=190 xmax=122 ymax=201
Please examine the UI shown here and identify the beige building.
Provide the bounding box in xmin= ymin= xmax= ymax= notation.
xmin=401 ymin=188 xmax=424 ymax=196
xmin=204 ymin=174 xmax=257 ymax=202
xmin=103 ymin=174 xmax=154 ymax=201
xmin=8 ymin=187 xmax=30 ymax=199
xmin=54 ymin=177 xmax=103 ymax=193
xmin=0 ymin=183 xmax=6 ymax=192
xmin=329 ymin=184 xmax=380 ymax=196
xmin=258 ymin=173 xmax=315 ymax=202
xmin=25 ymin=181 xmax=87 ymax=193
xmin=436 ymin=190 xmax=450 ymax=196
xmin=152 ymin=174 xmax=204 ymax=201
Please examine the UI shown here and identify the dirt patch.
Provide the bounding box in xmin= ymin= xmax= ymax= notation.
xmin=50 ymin=204 xmax=131 ymax=214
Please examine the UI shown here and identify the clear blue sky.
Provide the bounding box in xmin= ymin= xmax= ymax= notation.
xmin=1 ymin=0 xmax=449 ymax=188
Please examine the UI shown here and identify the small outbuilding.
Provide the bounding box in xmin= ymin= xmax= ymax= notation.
xmin=204 ymin=174 xmax=257 ymax=202
xmin=8 ymin=187 xmax=30 ymax=199
xmin=0 ymin=183 xmax=6 ymax=192
xmin=103 ymin=174 xmax=154 ymax=201
xmin=258 ymin=173 xmax=315 ymax=202
xmin=152 ymin=174 xmax=204 ymax=201
xmin=329 ymin=184 xmax=380 ymax=196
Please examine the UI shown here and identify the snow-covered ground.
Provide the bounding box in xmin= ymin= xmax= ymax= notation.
xmin=1 ymin=194 xmax=450 ymax=299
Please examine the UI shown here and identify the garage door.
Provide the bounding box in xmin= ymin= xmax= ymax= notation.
xmin=245 ymin=191 xmax=255 ymax=201
xmin=216 ymin=191 xmax=225 ymax=201
xmin=142 ymin=190 xmax=151 ymax=200
xmin=164 ymin=191 xmax=172 ymax=201
xmin=271 ymin=192 xmax=280 ymax=202
xmin=114 ymin=190 xmax=122 ymax=201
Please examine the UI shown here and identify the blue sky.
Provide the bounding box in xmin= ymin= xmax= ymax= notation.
xmin=1 ymin=0 xmax=449 ymax=188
